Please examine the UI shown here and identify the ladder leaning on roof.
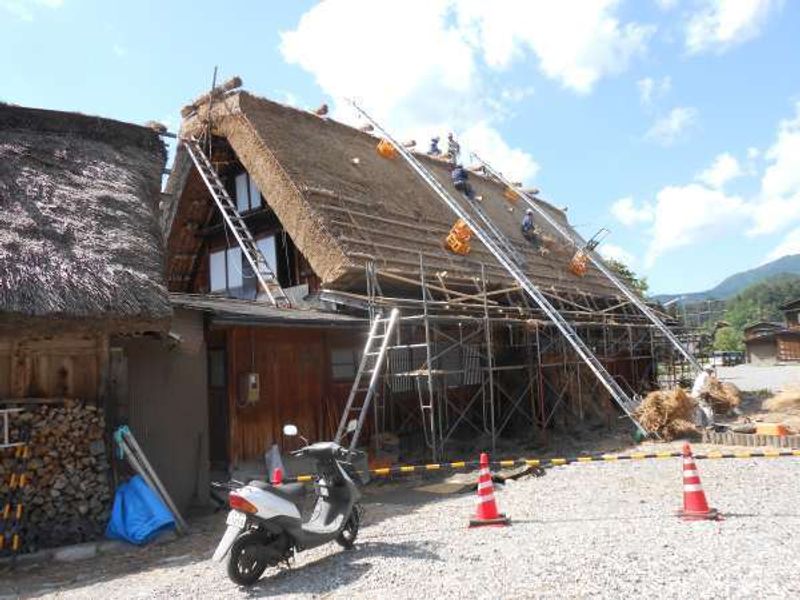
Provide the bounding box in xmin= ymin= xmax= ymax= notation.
xmin=471 ymin=152 xmax=702 ymax=376
xmin=347 ymin=99 xmax=649 ymax=437
xmin=181 ymin=136 xmax=291 ymax=309
xmin=335 ymin=308 xmax=400 ymax=451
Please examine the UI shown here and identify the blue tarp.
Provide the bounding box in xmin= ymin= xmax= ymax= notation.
xmin=105 ymin=475 xmax=175 ymax=545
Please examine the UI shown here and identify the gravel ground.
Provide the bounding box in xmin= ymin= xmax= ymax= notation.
xmin=3 ymin=444 xmax=799 ymax=600
xmin=717 ymin=364 xmax=800 ymax=393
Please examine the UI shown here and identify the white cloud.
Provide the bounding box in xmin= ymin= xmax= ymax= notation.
xmin=655 ymin=0 xmax=679 ymax=9
xmin=280 ymin=1 xmax=655 ymax=183
xmin=460 ymin=121 xmax=540 ymax=181
xmin=645 ymin=183 xmax=749 ymax=266
xmin=611 ymin=196 xmax=654 ymax=226
xmin=637 ymin=75 xmax=671 ymax=106
xmin=695 ymin=152 xmax=741 ymax=189
xmin=627 ymin=103 xmax=800 ymax=267
xmin=748 ymin=102 xmax=800 ymax=235
xmin=765 ymin=227 xmax=800 ymax=262
xmin=1 ymin=0 xmax=62 ymax=20
xmin=685 ymin=0 xmax=781 ymax=55
xmin=600 ymin=243 xmax=637 ymax=266
xmin=644 ymin=106 xmax=698 ymax=145
xmin=456 ymin=0 xmax=655 ymax=94
xmin=112 ymin=44 xmax=127 ymax=57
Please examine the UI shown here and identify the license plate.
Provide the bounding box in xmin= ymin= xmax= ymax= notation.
xmin=226 ymin=510 xmax=247 ymax=528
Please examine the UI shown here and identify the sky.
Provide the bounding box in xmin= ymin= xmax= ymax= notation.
xmin=2 ymin=0 xmax=799 ymax=295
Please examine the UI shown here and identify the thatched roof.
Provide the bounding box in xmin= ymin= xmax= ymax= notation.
xmin=0 ymin=104 xmax=171 ymax=333
xmin=168 ymin=90 xmax=622 ymax=300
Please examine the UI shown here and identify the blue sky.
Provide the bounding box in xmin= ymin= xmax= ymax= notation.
xmin=2 ymin=0 xmax=799 ymax=295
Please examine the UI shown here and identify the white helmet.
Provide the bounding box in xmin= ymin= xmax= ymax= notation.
xmin=526 ymin=209 xmax=533 ymax=215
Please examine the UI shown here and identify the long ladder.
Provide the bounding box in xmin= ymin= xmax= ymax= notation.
xmin=466 ymin=192 xmax=524 ymax=266
xmin=348 ymin=100 xmax=648 ymax=435
xmin=182 ymin=136 xmax=291 ymax=308
xmin=472 ymin=152 xmax=702 ymax=375
xmin=335 ymin=308 xmax=400 ymax=449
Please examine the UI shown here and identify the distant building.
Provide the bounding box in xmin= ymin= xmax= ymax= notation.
xmin=743 ymin=300 xmax=800 ymax=364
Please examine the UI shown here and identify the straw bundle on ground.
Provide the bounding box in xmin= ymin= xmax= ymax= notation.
xmin=764 ymin=387 xmax=800 ymax=413
xmin=634 ymin=388 xmax=699 ymax=440
xmin=705 ymin=377 xmax=742 ymax=414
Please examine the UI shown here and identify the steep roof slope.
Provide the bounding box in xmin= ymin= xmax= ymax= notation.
xmin=174 ymin=91 xmax=620 ymax=299
xmin=0 ymin=104 xmax=170 ymax=332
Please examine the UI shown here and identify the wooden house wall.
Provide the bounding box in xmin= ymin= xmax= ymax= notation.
xmin=777 ymin=336 xmax=800 ymax=362
xmin=0 ymin=334 xmax=107 ymax=401
xmin=225 ymin=325 xmax=364 ymax=464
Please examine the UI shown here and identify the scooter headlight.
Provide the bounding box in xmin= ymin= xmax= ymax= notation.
xmin=229 ymin=493 xmax=258 ymax=514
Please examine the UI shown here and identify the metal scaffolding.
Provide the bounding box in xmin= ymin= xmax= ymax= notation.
xmin=324 ymin=257 xmax=695 ymax=462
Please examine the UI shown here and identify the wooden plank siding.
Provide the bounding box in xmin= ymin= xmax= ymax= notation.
xmin=0 ymin=334 xmax=108 ymax=401
xmin=224 ymin=325 xmax=364 ymax=464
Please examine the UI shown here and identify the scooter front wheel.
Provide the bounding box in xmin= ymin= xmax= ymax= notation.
xmin=336 ymin=504 xmax=361 ymax=549
xmin=227 ymin=531 xmax=271 ymax=586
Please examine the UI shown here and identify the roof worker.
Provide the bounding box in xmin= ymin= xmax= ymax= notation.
xmin=451 ymin=164 xmax=474 ymax=200
xmin=691 ymin=365 xmax=715 ymax=427
xmin=428 ymin=136 xmax=441 ymax=156
xmin=446 ymin=132 xmax=460 ymax=164
xmin=521 ymin=209 xmax=540 ymax=247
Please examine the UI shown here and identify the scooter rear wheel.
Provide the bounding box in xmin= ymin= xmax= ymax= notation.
xmin=227 ymin=531 xmax=271 ymax=586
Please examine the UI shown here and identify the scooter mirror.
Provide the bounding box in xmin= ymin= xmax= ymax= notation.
xmin=283 ymin=424 xmax=298 ymax=437
xmin=346 ymin=419 xmax=358 ymax=434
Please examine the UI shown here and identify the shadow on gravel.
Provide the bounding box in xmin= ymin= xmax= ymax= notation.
xmin=245 ymin=540 xmax=441 ymax=598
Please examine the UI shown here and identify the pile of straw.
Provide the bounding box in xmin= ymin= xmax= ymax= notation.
xmin=764 ymin=387 xmax=800 ymax=413
xmin=634 ymin=388 xmax=699 ymax=440
xmin=705 ymin=377 xmax=742 ymax=415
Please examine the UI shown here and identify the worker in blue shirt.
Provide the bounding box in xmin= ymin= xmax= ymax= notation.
xmin=451 ymin=164 xmax=474 ymax=199
xmin=521 ymin=209 xmax=539 ymax=246
xmin=429 ymin=136 xmax=441 ymax=156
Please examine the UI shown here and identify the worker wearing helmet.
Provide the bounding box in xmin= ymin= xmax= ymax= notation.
xmin=521 ymin=208 xmax=540 ymax=247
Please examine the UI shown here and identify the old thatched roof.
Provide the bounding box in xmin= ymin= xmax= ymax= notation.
xmin=167 ymin=90 xmax=622 ymax=300
xmin=0 ymin=104 xmax=171 ymax=333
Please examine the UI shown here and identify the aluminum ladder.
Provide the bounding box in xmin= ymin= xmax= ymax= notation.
xmin=182 ymin=136 xmax=291 ymax=308
xmin=464 ymin=190 xmax=524 ymax=266
xmin=348 ymin=100 xmax=648 ymax=436
xmin=0 ymin=409 xmax=23 ymax=450
xmin=335 ymin=308 xmax=400 ymax=450
xmin=472 ymin=152 xmax=702 ymax=376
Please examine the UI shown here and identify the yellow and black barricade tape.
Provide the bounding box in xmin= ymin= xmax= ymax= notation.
xmin=278 ymin=448 xmax=800 ymax=483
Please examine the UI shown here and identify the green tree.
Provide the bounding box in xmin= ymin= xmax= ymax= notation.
xmin=713 ymin=326 xmax=743 ymax=351
xmin=606 ymin=258 xmax=649 ymax=297
xmin=723 ymin=274 xmax=800 ymax=330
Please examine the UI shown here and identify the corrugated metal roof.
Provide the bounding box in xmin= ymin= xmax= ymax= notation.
xmin=169 ymin=293 xmax=364 ymax=326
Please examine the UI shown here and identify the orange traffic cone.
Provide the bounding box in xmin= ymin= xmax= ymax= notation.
xmin=679 ymin=443 xmax=720 ymax=521
xmin=469 ymin=453 xmax=510 ymax=527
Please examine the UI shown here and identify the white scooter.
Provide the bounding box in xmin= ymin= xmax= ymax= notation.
xmin=212 ymin=423 xmax=363 ymax=586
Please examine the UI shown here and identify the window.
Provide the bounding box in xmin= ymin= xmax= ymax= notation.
xmin=234 ymin=171 xmax=262 ymax=213
xmin=331 ymin=348 xmax=360 ymax=381
xmin=242 ymin=236 xmax=278 ymax=299
xmin=209 ymin=246 xmax=243 ymax=296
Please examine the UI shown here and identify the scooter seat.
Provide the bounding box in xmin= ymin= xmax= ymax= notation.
xmin=247 ymin=481 xmax=306 ymax=506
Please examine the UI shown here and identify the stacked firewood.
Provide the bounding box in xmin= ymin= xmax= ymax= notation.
xmin=0 ymin=401 xmax=112 ymax=552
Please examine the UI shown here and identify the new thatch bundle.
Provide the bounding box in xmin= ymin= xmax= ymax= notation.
xmin=634 ymin=388 xmax=699 ymax=441
xmin=704 ymin=377 xmax=741 ymax=414
xmin=0 ymin=104 xmax=171 ymax=333
xmin=764 ymin=387 xmax=800 ymax=413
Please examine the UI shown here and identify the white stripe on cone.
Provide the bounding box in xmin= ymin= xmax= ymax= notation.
xmin=683 ymin=469 xmax=699 ymax=477
xmin=477 ymin=481 xmax=494 ymax=490
xmin=683 ymin=483 xmax=704 ymax=492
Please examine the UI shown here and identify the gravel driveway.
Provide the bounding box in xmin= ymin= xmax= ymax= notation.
xmin=4 ymin=448 xmax=799 ymax=599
